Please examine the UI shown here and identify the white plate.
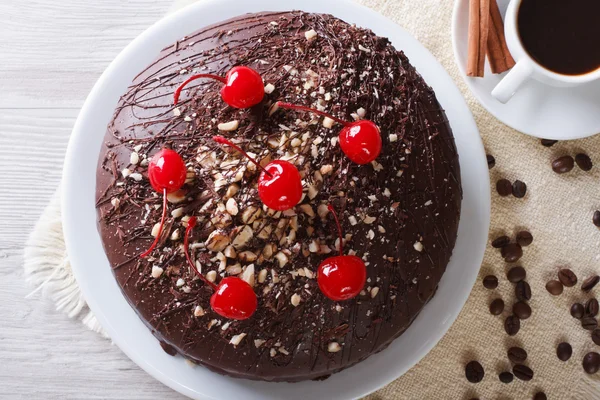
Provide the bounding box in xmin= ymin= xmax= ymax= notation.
xmin=452 ymin=0 xmax=600 ymax=140
xmin=62 ymin=0 xmax=490 ymax=398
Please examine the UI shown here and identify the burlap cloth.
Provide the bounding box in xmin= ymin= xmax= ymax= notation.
xmin=24 ymin=0 xmax=600 ymax=398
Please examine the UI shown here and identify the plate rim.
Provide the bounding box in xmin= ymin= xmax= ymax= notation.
xmin=62 ymin=1 xmax=491 ymax=399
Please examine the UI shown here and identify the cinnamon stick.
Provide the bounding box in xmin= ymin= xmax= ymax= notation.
xmin=487 ymin=0 xmax=516 ymax=73
xmin=467 ymin=0 xmax=490 ymax=77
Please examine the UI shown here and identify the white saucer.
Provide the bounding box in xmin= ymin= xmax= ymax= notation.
xmin=452 ymin=0 xmax=600 ymax=140
xmin=62 ymin=0 xmax=490 ymax=399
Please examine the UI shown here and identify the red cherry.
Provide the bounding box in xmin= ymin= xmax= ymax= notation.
xmin=148 ymin=149 xmax=187 ymax=194
xmin=140 ymin=149 xmax=187 ymax=258
xmin=210 ymin=277 xmax=258 ymax=320
xmin=213 ymin=136 xmax=302 ymax=211
xmin=276 ymin=102 xmax=382 ymax=164
xmin=184 ymin=217 xmax=257 ymax=320
xmin=317 ymin=205 xmax=367 ymax=301
xmin=174 ymin=66 xmax=264 ymax=109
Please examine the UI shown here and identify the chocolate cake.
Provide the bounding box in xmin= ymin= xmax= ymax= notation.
xmin=95 ymin=11 xmax=462 ymax=382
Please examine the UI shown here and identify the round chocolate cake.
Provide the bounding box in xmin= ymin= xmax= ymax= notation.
xmin=96 ymin=11 xmax=461 ymax=382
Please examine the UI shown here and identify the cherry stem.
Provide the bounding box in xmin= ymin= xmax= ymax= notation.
xmin=174 ymin=74 xmax=227 ymax=105
xmin=328 ymin=204 xmax=344 ymax=255
xmin=183 ymin=216 xmax=218 ymax=291
xmin=212 ymin=136 xmax=273 ymax=177
xmin=140 ymin=189 xmax=168 ymax=258
xmin=276 ymin=102 xmax=351 ymax=127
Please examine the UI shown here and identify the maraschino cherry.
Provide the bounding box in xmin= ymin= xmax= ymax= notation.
xmin=276 ymin=102 xmax=382 ymax=165
xmin=184 ymin=216 xmax=257 ymax=320
xmin=174 ymin=66 xmax=264 ymax=109
xmin=317 ymin=205 xmax=367 ymax=301
xmin=140 ymin=148 xmax=187 ymax=258
xmin=212 ymin=136 xmax=302 ymax=211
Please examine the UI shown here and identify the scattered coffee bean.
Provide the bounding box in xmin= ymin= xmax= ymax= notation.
xmin=582 ymin=275 xmax=600 ymax=292
xmin=502 ymin=243 xmax=523 ymax=263
xmin=492 ymin=235 xmax=511 ymax=248
xmin=575 ymin=153 xmax=593 ymax=171
xmin=508 ymin=347 xmax=528 ymax=363
xmin=592 ymin=329 xmax=600 ymax=346
xmin=557 ymin=342 xmax=572 ymax=361
xmin=516 ymin=281 xmax=532 ymax=301
xmin=571 ymin=303 xmax=585 ymax=319
xmin=541 ymin=139 xmax=558 ymax=147
xmin=487 ymin=154 xmax=496 ymax=169
xmin=594 ymin=211 xmax=600 ymax=228
xmin=483 ymin=275 xmax=498 ymax=289
xmin=505 ymin=315 xmax=521 ymax=336
xmin=557 ymin=268 xmax=577 ymax=287
xmin=465 ymin=360 xmax=485 ymax=383
xmin=546 ymin=280 xmax=564 ymax=296
xmin=512 ymin=180 xmax=527 ymax=198
xmin=552 ymin=155 xmax=575 ymax=174
xmin=513 ymin=364 xmax=534 ymax=381
xmin=582 ymin=317 xmax=598 ymax=331
xmin=583 ymin=352 xmax=600 ymax=374
xmin=534 ymin=392 xmax=547 ymax=400
xmin=496 ymin=179 xmax=513 ymax=197
xmin=507 ymin=266 xmax=526 ymax=283
xmin=490 ymin=298 xmax=505 ymax=316
xmin=499 ymin=371 xmax=513 ymax=383
xmin=586 ymin=298 xmax=599 ymax=317
xmin=513 ymin=301 xmax=532 ymax=320
xmin=516 ymin=231 xmax=533 ymax=246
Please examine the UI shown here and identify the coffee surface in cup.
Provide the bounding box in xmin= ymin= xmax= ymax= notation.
xmin=518 ymin=0 xmax=600 ymax=76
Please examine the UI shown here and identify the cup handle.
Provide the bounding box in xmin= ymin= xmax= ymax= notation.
xmin=491 ymin=61 xmax=534 ymax=104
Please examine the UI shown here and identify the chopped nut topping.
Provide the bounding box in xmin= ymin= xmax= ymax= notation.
xmin=367 ymin=230 xmax=375 ymax=240
xmin=225 ymin=198 xmax=239 ymax=215
xmin=151 ymin=223 xmax=162 ymax=238
xmin=348 ymin=216 xmax=358 ymax=226
xmin=328 ymin=342 xmax=342 ymax=353
xmin=229 ymin=333 xmax=247 ymax=347
xmin=304 ymin=29 xmax=318 ymax=40
xmin=171 ymin=207 xmax=184 ymax=218
xmin=317 ymin=204 xmax=329 ymax=219
xmin=224 ymin=184 xmax=239 ymax=199
xmin=167 ymin=189 xmax=187 ymax=204
xmin=217 ymin=120 xmax=239 ymax=131
xmin=270 ymin=348 xmax=277 ymax=357
xmin=241 ymin=264 xmax=255 ymax=287
xmin=254 ymin=339 xmax=266 ymax=348
xmin=413 ymin=241 xmax=424 ymax=252
xmin=232 ymin=225 xmax=253 ymax=249
xmin=322 ymin=117 xmax=335 ymax=129
xmin=320 ymin=164 xmax=334 ymax=175
xmin=130 ymin=152 xmax=140 ymax=165
xmin=274 ymin=251 xmax=289 ymax=268
xmin=258 ymin=268 xmax=268 ymax=283
xmin=206 ymin=230 xmax=231 ymax=252
xmin=363 ymin=215 xmax=376 ymax=224
xmin=291 ymin=293 xmax=301 ymax=307
xmin=111 ymin=198 xmax=120 ymax=208
xmin=378 ymin=225 xmax=386 ymax=233
xmin=193 ymin=306 xmax=205 ymax=317
xmin=226 ymin=263 xmax=242 ymax=275
xmin=173 ymin=107 xmax=181 ymax=117
xmin=170 ymin=229 xmax=180 ymax=241
xmin=206 ymin=270 xmax=217 ymax=283
xmin=356 ymin=107 xmax=366 ymax=118
xmin=371 ymin=286 xmax=380 ymax=298
xmin=264 ymin=83 xmax=275 ymax=94
xmin=129 ymin=172 xmax=143 ymax=182
xmin=299 ymin=204 xmax=315 ymax=218
xmin=238 ymin=251 xmax=258 ymax=263
xmin=151 ymin=266 xmax=163 ymax=279
xmin=224 ymin=245 xmax=237 ymax=259
xmin=389 ymin=134 xmax=398 ymax=142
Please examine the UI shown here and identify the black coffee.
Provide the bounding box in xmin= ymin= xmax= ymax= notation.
xmin=517 ymin=0 xmax=600 ymax=75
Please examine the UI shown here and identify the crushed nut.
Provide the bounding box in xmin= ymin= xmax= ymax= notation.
xmin=151 ymin=223 xmax=162 ymax=238
xmin=258 ymin=268 xmax=268 ymax=283
xmin=218 ymin=120 xmax=239 ymax=131
xmin=299 ymin=204 xmax=315 ymax=218
xmin=363 ymin=215 xmax=376 ymax=224
xmin=129 ymin=172 xmax=143 ymax=182
xmin=232 ymin=225 xmax=253 ymax=249
xmin=151 ymin=266 xmax=163 ymax=279
xmin=291 ymin=293 xmax=301 ymax=307
xmin=389 ymin=134 xmax=398 ymax=142
xmin=367 ymin=230 xmax=375 ymax=240
xmin=224 ymin=184 xmax=239 ymax=199
xmin=414 ymin=241 xmax=424 ymax=252
xmin=322 ymin=117 xmax=335 ymax=129
xmin=328 ymin=342 xmax=342 ymax=353
xmin=274 ymin=251 xmax=289 ymax=268
xmin=320 ymin=164 xmax=334 ymax=175
xmin=264 ymin=83 xmax=275 ymax=94
xmin=304 ymin=29 xmax=318 ymax=40
xmin=371 ymin=286 xmax=380 ymax=298
xmin=356 ymin=107 xmax=366 ymax=118
xmin=206 ymin=270 xmax=217 ymax=282
xmin=348 ymin=216 xmax=358 ymax=226
xmin=171 ymin=207 xmax=184 ymax=218
xmin=238 ymin=251 xmax=258 ymax=263
xmin=240 ymin=264 xmax=255 ymax=287
xmin=225 ymin=198 xmax=239 ymax=216
xmin=167 ymin=189 xmax=187 ymax=204
xmin=254 ymin=339 xmax=266 ymax=348
xmin=206 ymin=230 xmax=231 ymax=252
xmin=193 ymin=306 xmax=205 ymax=317
xmin=130 ymin=152 xmax=140 ymax=165
xmin=170 ymin=229 xmax=180 ymax=241
xmin=229 ymin=333 xmax=246 ymax=346
xmin=224 ymin=245 xmax=237 ymax=259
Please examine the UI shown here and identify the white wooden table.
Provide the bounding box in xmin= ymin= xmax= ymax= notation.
xmin=0 ymin=1 xmax=189 ymax=398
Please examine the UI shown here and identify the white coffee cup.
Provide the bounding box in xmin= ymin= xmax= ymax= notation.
xmin=492 ymin=0 xmax=600 ymax=104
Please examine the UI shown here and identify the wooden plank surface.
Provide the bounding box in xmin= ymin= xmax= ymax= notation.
xmin=0 ymin=0 xmax=188 ymax=398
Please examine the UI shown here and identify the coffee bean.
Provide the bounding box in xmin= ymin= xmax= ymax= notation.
xmin=487 ymin=154 xmax=496 ymax=169
xmin=552 ymin=155 xmax=575 ymax=174
xmin=582 ymin=275 xmax=600 ymax=292
xmin=513 ymin=364 xmax=534 ymax=381
xmin=490 ymin=298 xmax=505 ymax=315
xmin=534 ymin=392 xmax=547 ymax=400
xmin=592 ymin=329 xmax=600 ymax=346
xmin=557 ymin=268 xmax=577 ymax=287
xmin=492 ymin=235 xmax=510 ymax=248
xmin=465 ymin=360 xmax=485 ymax=383
xmin=594 ymin=211 xmax=600 ymax=228
xmin=512 ymin=180 xmax=527 ymax=198
xmin=496 ymin=179 xmax=513 ymax=196
xmin=575 ymin=153 xmax=593 ymax=171
xmin=508 ymin=347 xmax=528 ymax=363
xmin=507 ymin=266 xmax=526 ymax=283
xmin=499 ymin=371 xmax=513 ymax=383
xmin=513 ymin=301 xmax=532 ymax=320
xmin=571 ymin=303 xmax=585 ymax=319
xmin=502 ymin=243 xmax=523 ymax=263
xmin=546 ymin=280 xmax=564 ymax=296
xmin=516 ymin=281 xmax=532 ymax=301
xmin=586 ymin=298 xmax=599 ymax=317
xmin=582 ymin=317 xmax=598 ymax=331
xmin=541 ymin=139 xmax=558 ymax=147
xmin=557 ymin=342 xmax=572 ymax=361
xmin=583 ymin=352 xmax=600 ymax=374
xmin=505 ymin=315 xmax=521 ymax=336
xmin=516 ymin=231 xmax=533 ymax=246
xmin=483 ymin=275 xmax=498 ymax=289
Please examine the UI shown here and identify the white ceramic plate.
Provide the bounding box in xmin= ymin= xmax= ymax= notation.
xmin=452 ymin=0 xmax=600 ymax=140
xmin=62 ymin=0 xmax=490 ymax=398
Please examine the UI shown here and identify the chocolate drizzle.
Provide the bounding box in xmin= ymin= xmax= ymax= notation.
xmin=95 ymin=11 xmax=461 ymax=382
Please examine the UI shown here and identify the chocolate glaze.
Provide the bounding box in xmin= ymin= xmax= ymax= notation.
xmin=95 ymin=11 xmax=461 ymax=382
